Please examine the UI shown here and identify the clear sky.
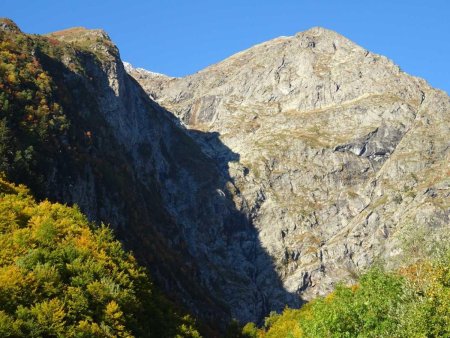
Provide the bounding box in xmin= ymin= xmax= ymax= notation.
xmin=3 ymin=0 xmax=449 ymax=94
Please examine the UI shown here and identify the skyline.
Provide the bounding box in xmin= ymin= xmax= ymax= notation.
xmin=3 ymin=0 xmax=449 ymax=94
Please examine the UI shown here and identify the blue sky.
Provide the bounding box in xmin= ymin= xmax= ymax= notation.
xmin=3 ymin=0 xmax=449 ymax=94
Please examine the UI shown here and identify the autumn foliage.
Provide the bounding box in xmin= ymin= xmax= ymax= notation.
xmin=0 ymin=177 xmax=200 ymax=337
xmin=0 ymin=24 xmax=70 ymax=192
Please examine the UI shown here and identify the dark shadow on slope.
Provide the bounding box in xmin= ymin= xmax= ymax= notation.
xmin=187 ymin=130 xmax=240 ymax=174
xmin=9 ymin=42 xmax=302 ymax=333
xmin=145 ymin=100 xmax=303 ymax=324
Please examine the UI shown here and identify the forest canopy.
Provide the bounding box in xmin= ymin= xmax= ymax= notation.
xmin=0 ymin=176 xmax=200 ymax=337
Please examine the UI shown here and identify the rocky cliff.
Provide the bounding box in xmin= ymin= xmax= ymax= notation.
xmin=0 ymin=19 xmax=300 ymax=327
xmin=2 ymin=19 xmax=449 ymax=330
xmin=127 ymin=27 xmax=450 ymax=300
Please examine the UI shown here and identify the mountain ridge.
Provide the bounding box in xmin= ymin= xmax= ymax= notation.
xmin=124 ymin=26 xmax=447 ymax=96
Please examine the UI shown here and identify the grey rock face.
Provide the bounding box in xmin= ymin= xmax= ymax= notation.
xmin=127 ymin=27 xmax=450 ymax=300
xmin=38 ymin=27 xmax=300 ymax=326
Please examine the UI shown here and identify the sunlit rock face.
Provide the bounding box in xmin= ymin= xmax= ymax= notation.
xmin=128 ymin=26 xmax=450 ymax=300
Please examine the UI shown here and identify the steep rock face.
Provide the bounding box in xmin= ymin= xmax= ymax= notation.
xmin=1 ymin=22 xmax=299 ymax=326
xmin=128 ymin=27 xmax=450 ymax=299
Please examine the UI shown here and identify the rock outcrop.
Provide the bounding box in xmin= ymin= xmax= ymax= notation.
xmin=127 ymin=27 xmax=450 ymax=299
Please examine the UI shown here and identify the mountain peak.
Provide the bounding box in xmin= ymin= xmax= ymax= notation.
xmin=298 ymin=26 xmax=338 ymax=36
xmin=0 ymin=18 xmax=22 ymax=33
xmin=128 ymin=22 xmax=449 ymax=313
xmin=123 ymin=61 xmax=174 ymax=79
xmin=47 ymin=26 xmax=119 ymax=60
xmin=291 ymin=26 xmax=358 ymax=51
xmin=47 ymin=26 xmax=111 ymax=43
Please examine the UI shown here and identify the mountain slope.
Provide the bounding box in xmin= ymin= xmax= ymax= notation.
xmin=0 ymin=19 xmax=302 ymax=327
xmin=2 ymin=18 xmax=449 ymax=331
xmin=128 ymin=27 xmax=450 ymax=299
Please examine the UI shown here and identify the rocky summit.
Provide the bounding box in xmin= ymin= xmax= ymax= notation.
xmin=1 ymin=19 xmax=449 ymax=332
xmin=127 ymin=27 xmax=450 ymax=301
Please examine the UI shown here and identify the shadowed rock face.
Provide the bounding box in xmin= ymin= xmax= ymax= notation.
xmin=1 ymin=20 xmax=301 ymax=328
xmin=127 ymin=27 xmax=450 ymax=299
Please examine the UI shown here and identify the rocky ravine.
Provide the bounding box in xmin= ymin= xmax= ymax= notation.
xmin=127 ymin=27 xmax=450 ymax=300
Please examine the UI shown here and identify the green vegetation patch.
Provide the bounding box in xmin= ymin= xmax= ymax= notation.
xmin=242 ymin=256 xmax=450 ymax=337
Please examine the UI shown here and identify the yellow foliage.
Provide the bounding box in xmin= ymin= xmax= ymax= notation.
xmin=7 ymin=72 xmax=16 ymax=84
xmin=0 ymin=176 xmax=201 ymax=337
xmin=260 ymin=308 xmax=304 ymax=338
xmin=105 ymin=300 xmax=122 ymax=320
xmin=77 ymin=319 xmax=104 ymax=336
xmin=31 ymin=298 xmax=66 ymax=329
